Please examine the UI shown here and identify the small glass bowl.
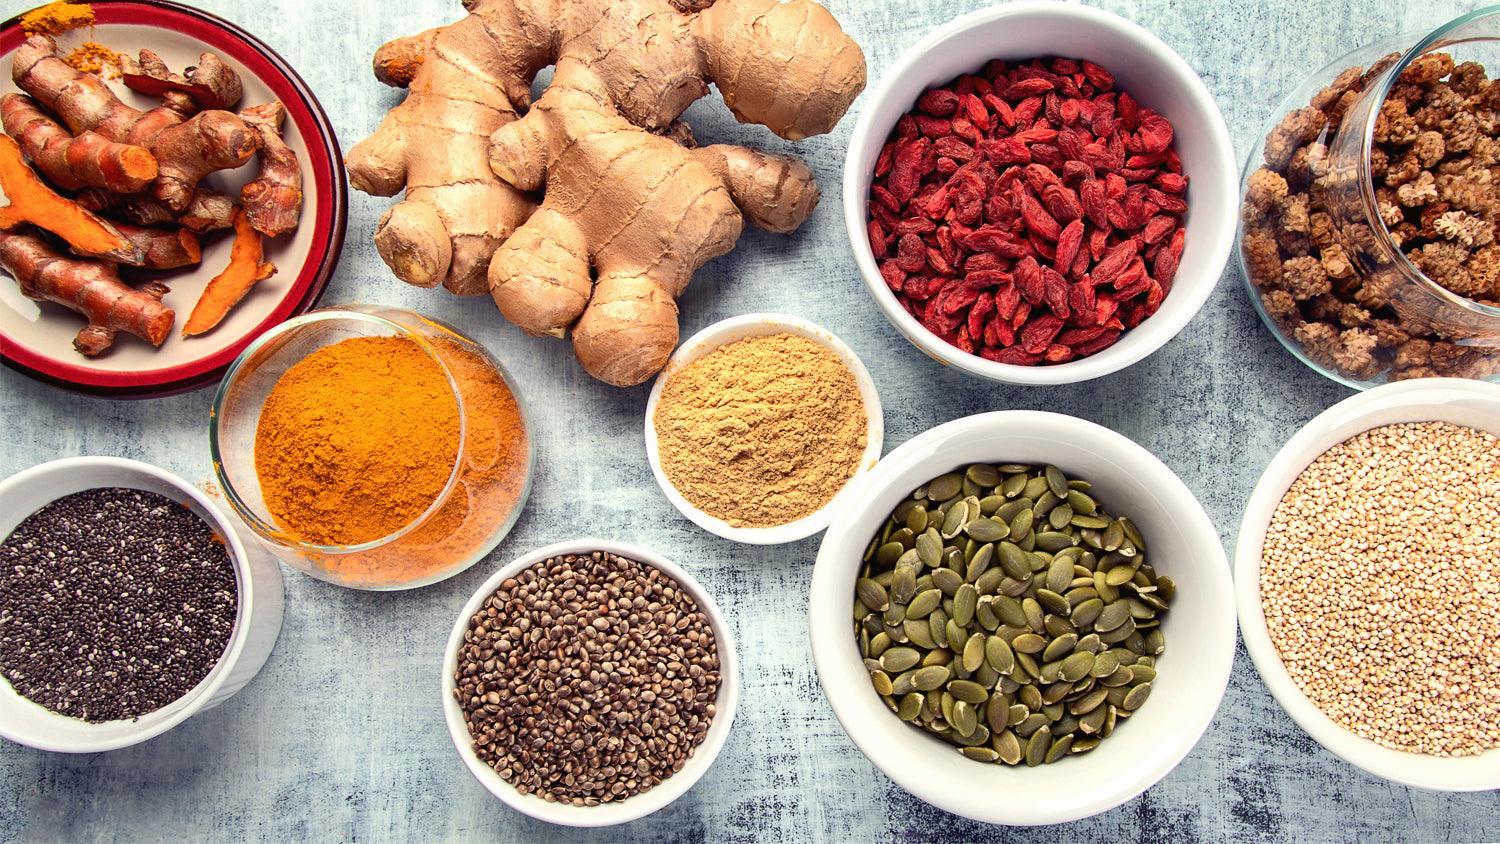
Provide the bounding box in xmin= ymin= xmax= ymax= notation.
xmin=1238 ymin=9 xmax=1500 ymax=388
xmin=210 ymin=305 xmax=534 ymax=590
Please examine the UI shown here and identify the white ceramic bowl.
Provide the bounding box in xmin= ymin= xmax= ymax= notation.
xmin=810 ymin=411 xmax=1236 ymax=825
xmin=843 ymin=1 xmax=1237 ymax=385
xmin=644 ymin=314 xmax=884 ymax=544
xmin=0 ymin=456 xmax=283 ymax=752
xmin=441 ymin=538 xmax=739 ymax=826
xmin=1235 ymin=378 xmax=1500 ymax=791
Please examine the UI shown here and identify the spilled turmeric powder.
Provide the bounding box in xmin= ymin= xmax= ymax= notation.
xmin=19 ymin=2 xmax=94 ymax=37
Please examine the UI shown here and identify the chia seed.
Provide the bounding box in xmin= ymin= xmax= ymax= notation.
xmin=0 ymin=487 xmax=239 ymax=723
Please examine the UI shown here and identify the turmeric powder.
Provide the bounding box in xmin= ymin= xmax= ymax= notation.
xmin=255 ymin=335 xmax=461 ymax=547
xmin=19 ymin=2 xmax=94 ymax=37
xmin=252 ymin=322 xmax=531 ymax=588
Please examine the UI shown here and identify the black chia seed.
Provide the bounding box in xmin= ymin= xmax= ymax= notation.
xmin=0 ymin=487 xmax=238 ymax=723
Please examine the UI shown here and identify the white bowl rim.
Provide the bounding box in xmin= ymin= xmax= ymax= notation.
xmin=441 ymin=538 xmax=740 ymax=826
xmin=1233 ymin=378 xmax=1500 ymax=791
xmin=810 ymin=410 xmax=1237 ymax=825
xmin=841 ymin=0 xmax=1238 ymax=385
xmin=0 ymin=456 xmax=256 ymax=753
xmin=643 ymin=313 xmax=885 ymax=544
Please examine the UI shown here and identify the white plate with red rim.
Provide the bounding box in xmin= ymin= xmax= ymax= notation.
xmin=0 ymin=1 xmax=345 ymax=397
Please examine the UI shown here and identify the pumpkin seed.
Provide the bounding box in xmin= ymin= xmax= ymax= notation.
xmin=993 ymin=728 xmax=1023 ymax=765
xmin=856 ymin=577 xmax=888 ymax=612
xmin=1035 ymin=588 xmax=1071 ymax=616
xmin=1048 ymin=503 xmax=1074 ymax=531
xmin=962 ymin=632 xmax=986 ymax=673
xmin=927 ymin=473 xmax=963 ymax=503
xmin=1045 ymin=557 xmax=1074 ymax=594
xmin=949 ymin=679 xmax=989 ymax=705
xmin=891 ymin=668 xmax=919 ymax=696
xmin=985 ymin=634 xmax=1016 ymax=675
xmin=998 ymin=541 xmax=1031 ymax=580
xmin=1094 ymin=600 xmax=1131 ymax=633
xmin=1059 ymin=651 xmax=1095 ymax=683
xmin=1025 ymin=724 xmax=1052 ymax=766
xmin=1044 ymin=734 xmax=1074 ymax=763
xmin=931 ymin=567 xmax=963 ymax=596
xmin=975 ymin=596 xmax=1000 ymax=631
xmin=1122 ymin=681 xmax=1152 ymax=711
xmin=961 ymin=746 xmax=999 ymax=762
xmin=965 ymin=517 xmax=1009 ymax=543
xmin=880 ymin=646 xmax=921 ymax=673
xmin=905 ymin=588 xmax=941 ymax=620
xmin=916 ymin=529 xmax=943 ymax=568
xmin=897 ymin=692 xmax=924 ymax=721
xmin=1044 ymin=465 xmax=1068 ymax=498
xmin=874 ymin=541 xmax=905 ymax=568
xmin=870 ymin=669 xmax=894 ymax=696
xmin=904 ymin=618 xmax=937 ymax=649
xmin=1071 ymin=736 xmax=1102 ymax=754
xmin=1042 ymin=632 xmax=1079 ymax=662
xmin=891 ymin=565 xmax=917 ymax=606
xmin=913 ymin=665 xmax=951 ymax=691
xmin=1011 ymin=633 xmax=1046 ymax=654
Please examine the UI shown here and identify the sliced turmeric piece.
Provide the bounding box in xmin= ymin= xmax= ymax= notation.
xmin=181 ymin=207 xmax=275 ymax=337
xmin=1 ymin=93 xmax=158 ymax=193
xmin=0 ymin=228 xmax=174 ymax=355
xmin=0 ymin=133 xmax=141 ymax=264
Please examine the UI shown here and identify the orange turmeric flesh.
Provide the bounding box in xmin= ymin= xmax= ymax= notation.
xmin=181 ymin=207 xmax=275 ymax=337
xmin=0 ymin=133 xmax=139 ymax=264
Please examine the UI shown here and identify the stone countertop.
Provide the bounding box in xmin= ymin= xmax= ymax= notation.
xmin=2 ymin=0 xmax=1497 ymax=841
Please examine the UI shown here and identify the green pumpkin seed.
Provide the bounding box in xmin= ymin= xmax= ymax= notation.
xmin=1007 ymin=508 xmax=1035 ymax=543
xmin=1007 ymin=702 xmax=1029 ymax=727
xmin=1043 ymin=465 xmax=1068 ymax=498
xmin=922 ymin=647 xmax=952 ymax=668
xmin=1022 ymin=598 xmax=1045 ymax=632
xmin=905 ymin=505 xmax=930 ymax=534
xmin=1000 ymin=473 xmax=1028 ymax=499
xmin=1103 ymin=565 xmax=1137 ymax=587
xmin=985 ymin=634 xmax=1016 ymax=675
xmin=870 ymin=669 xmax=894 ymax=696
xmin=1011 ymin=633 xmax=1046 ymax=654
xmin=856 ymin=577 xmax=888 ymax=612
xmin=916 ymin=528 xmax=943 ymax=568
xmin=961 ymin=745 xmax=999 ymax=762
xmin=1066 ymin=489 xmax=1096 ymax=515
xmin=952 ymin=699 xmax=979 ymax=737
xmin=874 ymin=541 xmax=905 ymax=568
xmin=1046 ymin=557 xmax=1074 ymax=594
xmin=946 ymin=618 xmax=967 ymax=652
xmin=974 ymin=566 xmax=1004 ymax=597
xmin=1033 ymin=531 xmax=1077 ymax=553
xmin=1094 ymin=600 xmax=1131 ymax=633
xmin=927 ymin=473 xmax=963 ymax=503
xmin=966 ymin=543 xmax=995 ymax=582
xmin=1122 ymin=681 xmax=1152 ymax=711
xmin=1059 ymin=651 xmax=1096 ymax=683
xmin=1071 ymin=514 xmax=1111 ymax=530
xmin=1033 ymin=588 xmax=1069 ymax=617
xmin=904 ymin=618 xmax=937 ymax=649
xmin=880 ymin=646 xmax=921 ymax=673
xmin=993 ymin=728 xmax=1023 ymax=765
xmin=1044 ymin=734 xmax=1074 ymax=763
xmin=1102 ymin=665 xmax=1135 ymax=687
xmin=1130 ymin=665 xmax=1158 ymax=684
xmin=965 ymin=517 xmax=1009 ymax=543
xmin=1090 ymin=651 xmax=1120 ymax=678
xmin=1070 ymin=685 xmax=1110 ymax=717
xmin=992 ymin=595 xmax=1027 ymax=629
xmin=1015 ymin=652 xmax=1042 ymax=681
xmin=998 ymin=541 xmax=1031 ymax=580
xmin=905 ymin=588 xmax=942 ymax=620
xmin=1041 ymin=632 xmax=1078 ymax=662
xmin=931 ymin=567 xmax=963 ymax=596
xmin=1071 ymin=736 xmax=1102 ymax=754
xmin=949 ymin=679 xmax=989 ymax=705
xmin=975 ymin=596 xmax=1000 ymax=631
xmin=913 ymin=665 xmax=951 ymax=691
xmin=1144 ymin=628 xmax=1166 ymax=656
xmin=953 ymin=584 xmax=978 ymax=628
xmin=897 ymin=692 xmax=924 ymax=721
xmin=1043 ymin=614 xmax=1077 ymax=639
xmin=1024 ymin=724 xmax=1052 ymax=766
xmin=891 ymin=667 xmax=919 ymax=696
xmin=962 ymin=632 xmax=986 ymax=673
xmin=929 ymin=609 xmax=949 ymax=650
xmin=1048 ymin=503 xmax=1074 ymax=531
xmin=1016 ymin=712 xmax=1050 ymax=739
xmin=891 ymin=565 xmax=917 ymax=606
xmin=1101 ymin=520 xmax=1125 ymax=551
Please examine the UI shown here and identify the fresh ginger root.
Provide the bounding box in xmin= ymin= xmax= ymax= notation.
xmin=1 ymin=93 xmax=158 ymax=193
xmin=13 ymin=34 xmax=259 ymax=212
xmin=0 ymin=228 xmax=174 ymax=354
xmin=345 ymin=12 xmax=540 ymax=294
xmin=0 ymin=133 xmax=142 ymax=264
xmin=181 ymin=207 xmax=275 ymax=337
xmin=349 ymin=0 xmax=864 ymax=385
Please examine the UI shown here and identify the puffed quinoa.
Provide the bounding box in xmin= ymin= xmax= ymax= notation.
xmin=1259 ymin=421 xmax=1500 ymax=757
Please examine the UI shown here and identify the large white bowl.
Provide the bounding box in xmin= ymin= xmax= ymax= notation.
xmin=843 ymin=1 xmax=1237 ymax=385
xmin=644 ymin=314 xmax=884 ymax=544
xmin=1235 ymin=378 xmax=1500 ymax=791
xmin=441 ymin=538 xmax=739 ymax=826
xmin=810 ymin=411 xmax=1236 ymax=825
xmin=0 ymin=456 xmax=283 ymax=752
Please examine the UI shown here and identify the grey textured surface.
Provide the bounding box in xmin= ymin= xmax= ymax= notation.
xmin=2 ymin=0 xmax=1498 ymax=841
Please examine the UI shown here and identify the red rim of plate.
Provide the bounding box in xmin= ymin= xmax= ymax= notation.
xmin=0 ymin=0 xmax=346 ymax=398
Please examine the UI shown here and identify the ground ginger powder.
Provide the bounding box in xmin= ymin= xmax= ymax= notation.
xmin=653 ymin=333 xmax=868 ymax=529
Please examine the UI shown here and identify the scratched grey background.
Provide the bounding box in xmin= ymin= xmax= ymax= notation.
xmin=2 ymin=0 xmax=1497 ymax=841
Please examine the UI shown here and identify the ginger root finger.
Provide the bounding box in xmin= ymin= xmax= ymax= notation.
xmin=571 ymin=273 xmax=681 ymax=388
xmin=487 ymin=207 xmax=593 ymax=337
xmin=0 ymin=228 xmax=173 ymax=354
xmin=0 ymin=133 xmax=140 ymax=264
xmin=1 ymin=93 xmax=157 ymax=193
xmin=697 ymin=0 xmax=866 ymax=141
xmin=182 ymin=207 xmax=275 ymax=337
xmin=238 ymin=101 xmax=302 ymax=237
xmin=689 ymin=144 xmax=820 ymax=234
xmin=373 ymin=201 xmax=450 ymax=289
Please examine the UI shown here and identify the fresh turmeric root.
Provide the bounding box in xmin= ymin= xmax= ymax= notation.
xmin=0 ymin=133 xmax=141 ymax=264
xmin=181 ymin=207 xmax=275 ymax=337
xmin=1 ymin=93 xmax=157 ymax=193
xmin=237 ymin=101 xmax=302 ymax=237
xmin=13 ymin=34 xmax=259 ymax=212
xmin=349 ymin=0 xmax=864 ymax=385
xmin=0 ymin=228 xmax=174 ymax=354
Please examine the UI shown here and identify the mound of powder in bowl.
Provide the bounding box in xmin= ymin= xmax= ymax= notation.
xmin=652 ymin=333 xmax=867 ymax=529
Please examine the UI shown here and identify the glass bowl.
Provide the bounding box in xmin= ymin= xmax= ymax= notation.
xmin=210 ymin=305 xmax=533 ymax=590
xmin=1237 ymin=8 xmax=1500 ymax=388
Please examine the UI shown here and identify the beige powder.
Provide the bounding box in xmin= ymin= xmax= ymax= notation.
xmin=653 ymin=333 xmax=868 ymax=529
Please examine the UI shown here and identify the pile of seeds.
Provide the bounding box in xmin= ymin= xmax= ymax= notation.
xmin=456 ymin=550 xmax=721 ymax=806
xmin=1260 ymin=421 xmax=1500 ymax=757
xmin=0 ymin=487 xmax=238 ymax=723
xmin=855 ymin=463 xmax=1169 ymax=766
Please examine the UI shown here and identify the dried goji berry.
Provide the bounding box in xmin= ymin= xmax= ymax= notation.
xmin=1054 ymin=219 xmax=1085 ymax=271
xmin=917 ymin=88 xmax=961 ymax=116
xmin=1019 ymin=195 xmax=1062 ymax=241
